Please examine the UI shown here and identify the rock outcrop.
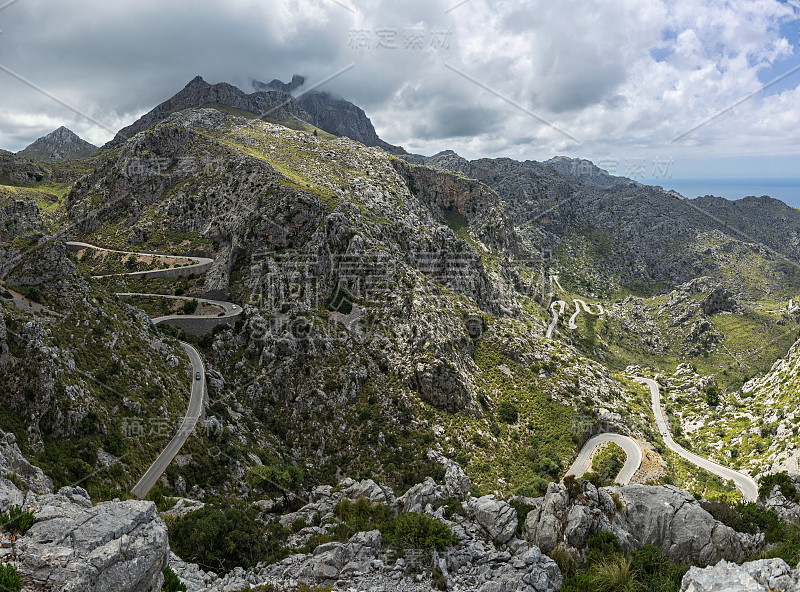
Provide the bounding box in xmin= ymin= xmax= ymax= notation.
xmin=254 ymin=76 xmax=405 ymax=153
xmin=681 ymin=558 xmax=800 ymax=592
xmin=0 ymin=472 xmax=169 ymax=592
xmin=524 ymin=482 xmax=762 ymax=565
xmin=17 ymin=488 xmax=169 ymax=592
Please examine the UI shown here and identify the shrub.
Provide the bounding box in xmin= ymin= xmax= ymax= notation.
xmin=168 ymin=500 xmax=290 ymax=572
xmin=508 ymin=499 xmax=535 ymax=536
xmin=586 ymin=532 xmax=623 ymax=565
xmin=704 ymin=384 xmax=720 ymax=407
xmin=0 ymin=504 xmax=37 ymax=535
xmin=182 ymin=299 xmax=198 ymax=315
xmin=162 ymin=566 xmax=187 ymax=592
xmin=0 ymin=564 xmax=21 ymax=592
xmin=24 ymin=286 xmax=43 ymax=303
xmin=386 ymin=512 xmax=457 ymax=553
xmin=758 ymin=472 xmax=798 ymax=502
xmin=498 ymin=401 xmax=519 ymax=424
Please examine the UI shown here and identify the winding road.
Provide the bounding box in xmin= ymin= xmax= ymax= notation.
xmin=568 ymin=298 xmax=605 ymax=330
xmin=633 ymin=376 xmax=758 ymax=502
xmin=565 ymin=433 xmax=642 ymax=485
xmin=75 ymin=242 xmax=237 ymax=498
xmin=546 ymin=297 xmax=604 ymax=337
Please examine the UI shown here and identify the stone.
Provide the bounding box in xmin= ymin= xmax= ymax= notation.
xmin=471 ymin=495 xmax=518 ymax=545
xmin=16 ymin=495 xmax=169 ymax=592
xmin=681 ymin=558 xmax=800 ymax=592
xmin=524 ymin=482 xmax=762 ymax=565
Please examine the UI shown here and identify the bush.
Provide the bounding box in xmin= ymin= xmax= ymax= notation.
xmin=0 ymin=564 xmax=21 ymax=592
xmin=24 ymin=286 xmax=43 ymax=303
xmin=704 ymin=384 xmax=720 ymax=407
xmin=586 ymin=532 xmax=623 ymax=565
xmin=0 ymin=504 xmax=37 ymax=535
xmin=758 ymin=472 xmax=798 ymax=502
xmin=182 ymin=299 xmax=198 ymax=315
xmin=497 ymin=401 xmax=519 ymax=424
xmin=508 ymin=499 xmax=535 ymax=536
xmin=387 ymin=512 xmax=457 ymax=553
xmin=168 ymin=500 xmax=290 ymax=572
xmin=162 ymin=566 xmax=187 ymax=592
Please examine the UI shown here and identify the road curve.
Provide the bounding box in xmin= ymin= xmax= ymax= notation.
xmin=115 ymin=292 xmax=242 ymax=323
xmin=131 ymin=342 xmax=205 ymax=499
xmin=65 ymin=241 xmax=213 ymax=279
xmin=546 ymin=300 xmax=566 ymax=339
xmin=633 ymin=376 xmax=758 ymax=502
xmin=569 ymin=298 xmax=605 ymax=330
xmin=75 ymin=241 xmax=237 ymax=498
xmin=565 ymin=433 xmax=642 ymax=485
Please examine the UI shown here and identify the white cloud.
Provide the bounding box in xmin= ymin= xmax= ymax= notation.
xmin=0 ymin=0 xmax=798 ymax=178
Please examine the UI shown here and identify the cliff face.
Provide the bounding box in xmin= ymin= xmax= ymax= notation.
xmin=255 ymin=76 xmax=405 ymax=153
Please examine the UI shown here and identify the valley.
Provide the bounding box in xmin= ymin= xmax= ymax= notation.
xmin=1 ymin=77 xmax=800 ymax=591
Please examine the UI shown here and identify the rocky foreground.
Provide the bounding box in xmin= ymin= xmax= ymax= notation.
xmin=0 ymin=433 xmax=797 ymax=591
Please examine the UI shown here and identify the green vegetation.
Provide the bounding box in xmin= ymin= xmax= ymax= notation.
xmin=168 ymin=500 xmax=291 ymax=572
xmin=0 ymin=504 xmax=37 ymax=535
xmin=584 ymin=443 xmax=625 ymax=486
xmin=169 ymin=496 xmax=456 ymax=575
xmin=0 ymin=564 xmax=22 ymax=592
xmin=162 ymin=566 xmax=187 ymax=592
xmin=758 ymin=471 xmax=799 ymax=502
xmin=561 ymin=533 xmax=687 ymax=592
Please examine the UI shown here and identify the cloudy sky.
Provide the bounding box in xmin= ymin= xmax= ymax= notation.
xmin=1 ymin=0 xmax=800 ymax=201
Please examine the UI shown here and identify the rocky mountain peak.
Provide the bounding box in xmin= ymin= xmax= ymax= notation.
xmin=256 ymin=74 xmax=306 ymax=94
xmin=17 ymin=126 xmax=97 ymax=162
xmin=252 ymin=75 xmax=406 ymax=153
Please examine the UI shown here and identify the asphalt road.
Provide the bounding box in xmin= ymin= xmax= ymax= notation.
xmin=565 ymin=432 xmax=642 ymax=485
xmin=115 ymin=292 xmax=242 ymax=323
xmin=74 ymin=243 xmax=234 ymax=499
xmin=131 ymin=342 xmax=205 ymax=499
xmin=568 ymin=298 xmax=605 ymax=330
xmin=65 ymin=241 xmax=213 ymax=277
xmin=634 ymin=376 xmax=758 ymax=502
xmin=546 ymin=300 xmax=565 ymax=339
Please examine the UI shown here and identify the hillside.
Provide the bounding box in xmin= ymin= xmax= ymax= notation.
xmin=2 ymin=82 xmax=800 ymax=592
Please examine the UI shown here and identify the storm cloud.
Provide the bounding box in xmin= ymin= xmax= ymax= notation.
xmin=1 ymin=0 xmax=799 ymax=181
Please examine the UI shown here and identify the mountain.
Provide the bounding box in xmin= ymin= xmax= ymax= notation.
xmin=4 ymin=76 xmax=800 ymax=592
xmin=405 ymin=151 xmax=800 ymax=297
xmin=17 ymin=126 xmax=97 ymax=162
xmin=106 ymin=75 xmax=313 ymax=147
xmin=254 ymin=75 xmax=406 ymax=153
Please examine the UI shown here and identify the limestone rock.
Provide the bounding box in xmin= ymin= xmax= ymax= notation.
xmin=681 ymin=558 xmax=800 ymax=592
xmin=524 ymin=482 xmax=762 ymax=565
xmin=16 ymin=491 xmax=169 ymax=592
xmin=471 ymin=495 xmax=518 ymax=545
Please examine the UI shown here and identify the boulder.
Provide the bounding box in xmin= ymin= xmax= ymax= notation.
xmin=524 ymin=482 xmax=762 ymax=565
xmin=444 ymin=460 xmax=472 ymax=500
xmin=471 ymin=495 xmax=518 ymax=545
xmin=681 ymin=558 xmax=800 ymax=592
xmin=399 ymin=477 xmax=448 ymax=513
xmin=16 ymin=492 xmax=169 ymax=592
